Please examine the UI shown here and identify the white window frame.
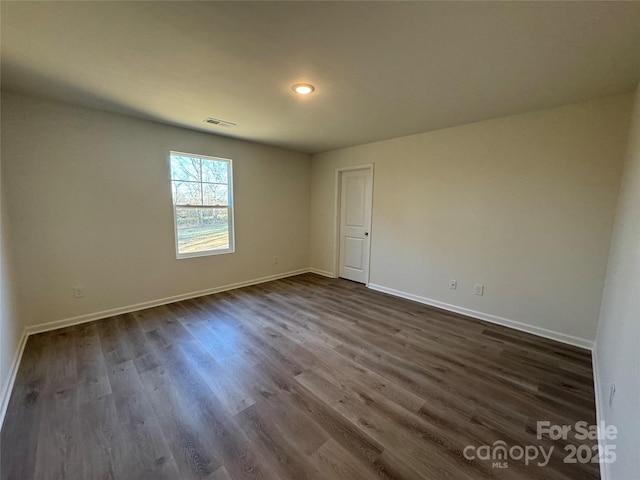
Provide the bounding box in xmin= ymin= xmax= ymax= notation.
xmin=169 ymin=151 xmax=235 ymax=259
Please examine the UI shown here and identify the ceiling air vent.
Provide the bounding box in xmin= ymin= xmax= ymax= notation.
xmin=204 ymin=117 xmax=236 ymax=128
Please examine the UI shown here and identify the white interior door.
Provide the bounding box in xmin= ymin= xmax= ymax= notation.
xmin=339 ymin=168 xmax=372 ymax=283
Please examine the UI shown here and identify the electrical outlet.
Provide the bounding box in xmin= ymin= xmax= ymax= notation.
xmin=273 ymin=256 xmax=279 ymax=265
xmin=73 ymin=286 xmax=85 ymax=298
xmin=449 ymin=279 xmax=457 ymax=290
xmin=474 ymin=284 xmax=484 ymax=296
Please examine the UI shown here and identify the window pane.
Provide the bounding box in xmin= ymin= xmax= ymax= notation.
xmin=175 ymin=207 xmax=229 ymax=253
xmin=202 ymin=159 xmax=228 ymax=184
xmin=171 ymin=155 xmax=201 ymax=182
xmin=172 ymin=181 xmax=202 ymax=205
xmin=203 ymin=184 xmax=228 ymax=206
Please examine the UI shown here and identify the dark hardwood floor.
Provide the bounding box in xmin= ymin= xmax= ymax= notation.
xmin=1 ymin=273 xmax=599 ymax=480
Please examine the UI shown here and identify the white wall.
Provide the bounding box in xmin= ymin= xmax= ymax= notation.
xmin=311 ymin=94 xmax=633 ymax=344
xmin=594 ymin=85 xmax=640 ymax=480
xmin=0 ymin=126 xmax=24 ymax=422
xmin=1 ymin=91 xmax=311 ymax=329
xmin=2 ymin=87 xmax=638 ymax=472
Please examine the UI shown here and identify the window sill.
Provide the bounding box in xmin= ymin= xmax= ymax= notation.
xmin=176 ymin=248 xmax=235 ymax=259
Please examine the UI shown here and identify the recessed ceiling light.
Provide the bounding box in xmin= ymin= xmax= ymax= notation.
xmin=292 ymin=83 xmax=315 ymax=95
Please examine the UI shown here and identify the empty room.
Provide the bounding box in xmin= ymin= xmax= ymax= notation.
xmin=1 ymin=2 xmax=639 ymax=479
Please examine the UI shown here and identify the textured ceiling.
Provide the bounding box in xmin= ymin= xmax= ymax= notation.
xmin=2 ymin=1 xmax=639 ymax=153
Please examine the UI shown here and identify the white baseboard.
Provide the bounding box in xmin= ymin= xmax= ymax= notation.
xmin=591 ymin=344 xmax=609 ymax=480
xmin=368 ymin=283 xmax=594 ymax=350
xmin=26 ymin=268 xmax=310 ymax=336
xmin=0 ymin=328 xmax=28 ymax=429
xmin=2 ymin=268 xmax=310 ymax=428
xmin=309 ymin=268 xmax=335 ymax=278
xmin=2 ymin=271 xmax=596 ymax=431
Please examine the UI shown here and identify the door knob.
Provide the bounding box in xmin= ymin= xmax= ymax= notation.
xmin=364 ymin=232 xmax=369 ymax=236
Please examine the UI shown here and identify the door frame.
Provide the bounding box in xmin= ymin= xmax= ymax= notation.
xmin=333 ymin=164 xmax=374 ymax=285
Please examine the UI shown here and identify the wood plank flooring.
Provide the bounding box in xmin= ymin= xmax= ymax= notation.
xmin=1 ymin=273 xmax=600 ymax=479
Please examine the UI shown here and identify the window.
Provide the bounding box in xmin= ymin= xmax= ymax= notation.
xmin=170 ymin=151 xmax=234 ymax=258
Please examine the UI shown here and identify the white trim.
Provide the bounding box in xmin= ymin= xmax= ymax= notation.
xmin=170 ymin=152 xmax=235 ymax=260
xmin=2 ymin=270 xmax=597 ymax=433
xmin=25 ymin=268 xmax=309 ymax=336
xmin=368 ymin=283 xmax=594 ymax=350
xmin=591 ymin=344 xmax=610 ymax=480
xmin=175 ymin=244 xmax=235 ymax=260
xmin=309 ymin=268 xmax=335 ymax=278
xmin=0 ymin=328 xmax=28 ymax=428
xmin=1 ymin=268 xmax=309 ymax=428
xmin=334 ymin=164 xmax=374 ymax=285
